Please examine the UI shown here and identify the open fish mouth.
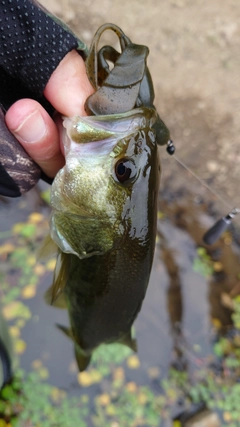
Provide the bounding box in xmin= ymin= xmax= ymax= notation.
xmin=61 ymin=107 xmax=159 ymax=159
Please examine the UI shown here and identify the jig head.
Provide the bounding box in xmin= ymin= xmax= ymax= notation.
xmin=166 ymin=139 xmax=176 ymax=155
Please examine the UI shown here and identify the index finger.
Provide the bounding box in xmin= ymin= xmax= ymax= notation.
xmin=43 ymin=50 xmax=94 ymax=117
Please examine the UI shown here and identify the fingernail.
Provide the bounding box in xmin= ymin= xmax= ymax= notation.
xmin=13 ymin=110 xmax=47 ymax=143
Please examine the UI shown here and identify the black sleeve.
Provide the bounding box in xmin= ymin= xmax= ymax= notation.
xmin=0 ymin=0 xmax=88 ymax=110
xmin=0 ymin=0 xmax=88 ymax=197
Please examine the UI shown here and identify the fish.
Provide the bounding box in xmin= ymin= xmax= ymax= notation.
xmin=44 ymin=23 xmax=171 ymax=371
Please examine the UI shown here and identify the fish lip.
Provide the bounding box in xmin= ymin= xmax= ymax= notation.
xmin=60 ymin=107 xmax=159 ymax=163
xmin=62 ymin=106 xmax=158 ymax=147
xmin=62 ymin=106 xmax=157 ymax=126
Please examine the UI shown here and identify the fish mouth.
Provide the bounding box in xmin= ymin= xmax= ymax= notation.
xmin=62 ymin=107 xmax=158 ymax=157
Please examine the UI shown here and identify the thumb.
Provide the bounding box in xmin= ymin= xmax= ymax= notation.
xmin=43 ymin=50 xmax=94 ymax=117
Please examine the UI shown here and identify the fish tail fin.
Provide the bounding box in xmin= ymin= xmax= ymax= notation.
xmin=75 ymin=345 xmax=91 ymax=372
xmin=119 ymin=330 xmax=137 ymax=352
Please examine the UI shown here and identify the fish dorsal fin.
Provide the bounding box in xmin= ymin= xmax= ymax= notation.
xmin=119 ymin=330 xmax=137 ymax=352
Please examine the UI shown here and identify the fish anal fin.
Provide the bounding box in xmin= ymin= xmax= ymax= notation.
xmin=119 ymin=330 xmax=137 ymax=352
xmin=56 ymin=324 xmax=73 ymax=340
xmin=57 ymin=324 xmax=91 ymax=371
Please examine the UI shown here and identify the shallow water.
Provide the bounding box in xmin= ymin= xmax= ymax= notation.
xmin=1 ymin=173 xmax=240 ymax=425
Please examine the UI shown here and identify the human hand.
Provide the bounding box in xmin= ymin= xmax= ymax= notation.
xmin=5 ymin=50 xmax=94 ymax=179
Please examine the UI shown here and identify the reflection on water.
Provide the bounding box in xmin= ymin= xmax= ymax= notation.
xmin=1 ymin=184 xmax=240 ymax=425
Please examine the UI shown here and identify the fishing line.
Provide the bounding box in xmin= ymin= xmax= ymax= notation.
xmin=165 ymin=140 xmax=240 ymax=245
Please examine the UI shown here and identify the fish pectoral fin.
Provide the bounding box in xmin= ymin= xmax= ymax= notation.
xmin=75 ymin=345 xmax=91 ymax=372
xmin=37 ymin=234 xmax=58 ymax=260
xmin=44 ymin=252 xmax=70 ymax=305
xmin=119 ymin=330 xmax=137 ymax=352
xmin=44 ymin=287 xmax=67 ymax=309
xmin=56 ymin=324 xmax=73 ymax=340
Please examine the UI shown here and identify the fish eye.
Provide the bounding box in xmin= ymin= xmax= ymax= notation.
xmin=114 ymin=158 xmax=137 ymax=184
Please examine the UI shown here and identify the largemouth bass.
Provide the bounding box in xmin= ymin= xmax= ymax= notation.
xmin=45 ymin=24 xmax=171 ymax=371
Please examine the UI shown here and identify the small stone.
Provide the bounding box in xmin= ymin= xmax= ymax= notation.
xmin=220 ymin=23 xmax=238 ymax=43
xmin=185 ymin=410 xmax=220 ymax=427
xmin=206 ymin=161 xmax=218 ymax=172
